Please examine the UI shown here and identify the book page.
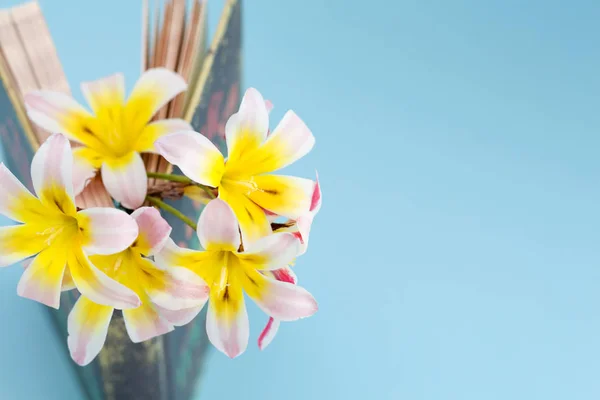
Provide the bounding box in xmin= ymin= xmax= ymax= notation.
xmin=141 ymin=0 xmax=149 ymax=72
xmin=0 ymin=8 xmax=39 ymax=96
xmin=10 ymin=1 xmax=71 ymax=147
xmin=145 ymin=0 xmax=187 ymax=178
xmin=12 ymin=2 xmax=70 ymax=96
xmin=183 ymin=0 xmax=207 ymax=113
xmin=0 ymin=44 xmax=38 ymax=154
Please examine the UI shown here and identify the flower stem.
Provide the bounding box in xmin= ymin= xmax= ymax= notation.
xmin=147 ymin=172 xmax=193 ymax=184
xmin=147 ymin=172 xmax=217 ymax=199
xmin=146 ymin=196 xmax=196 ymax=231
xmin=199 ymin=184 xmax=217 ymax=199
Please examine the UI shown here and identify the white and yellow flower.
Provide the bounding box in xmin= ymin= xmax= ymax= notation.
xmin=67 ymin=206 xmax=209 ymax=366
xmin=156 ymin=88 xmax=315 ymax=245
xmin=24 ymin=68 xmax=192 ymax=209
xmin=0 ymin=134 xmax=140 ymax=309
xmin=155 ymin=199 xmax=318 ymax=358
xmin=258 ymin=175 xmax=322 ymax=350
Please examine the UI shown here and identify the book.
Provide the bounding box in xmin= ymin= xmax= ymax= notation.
xmin=0 ymin=1 xmax=242 ymax=399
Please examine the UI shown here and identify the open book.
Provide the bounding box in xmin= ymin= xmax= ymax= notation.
xmin=0 ymin=1 xmax=242 ymax=399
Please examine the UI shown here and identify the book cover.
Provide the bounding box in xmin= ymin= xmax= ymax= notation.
xmin=0 ymin=0 xmax=242 ymax=399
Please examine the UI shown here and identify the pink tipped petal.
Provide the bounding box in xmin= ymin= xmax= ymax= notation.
xmin=270 ymin=266 xmax=298 ymax=284
xmin=264 ymin=100 xmax=274 ymax=114
xmin=258 ymin=266 xmax=297 ymax=349
xmin=291 ymin=176 xmax=321 ymax=255
xmin=154 ymin=131 xmax=224 ymax=187
xmin=244 ymin=270 xmax=317 ymax=322
xmin=146 ymin=265 xmax=209 ymax=311
xmin=295 ymin=214 xmax=315 ymax=256
xmin=131 ymin=207 xmax=172 ymax=256
xmin=248 ymin=175 xmax=315 ymax=220
xmin=258 ymin=317 xmax=280 ymax=351
xmin=154 ymin=304 xmax=204 ymax=327
xmin=0 ymin=163 xmax=43 ymax=222
xmin=24 ymin=90 xmax=92 ymax=140
xmin=67 ymin=296 xmax=113 ymax=366
xmin=78 ymin=208 xmax=139 ymax=255
xmin=260 ymin=110 xmax=315 ymax=172
xmin=30 ymin=133 xmax=75 ymax=209
xmin=310 ymin=174 xmax=322 ymax=214
xmin=126 ymin=68 xmax=187 ymax=124
xmin=101 ymin=152 xmax=147 ymax=209
xmin=17 ymin=249 xmax=67 ymax=309
xmin=197 ymin=199 xmax=241 ymax=251
xmin=239 ymin=232 xmax=300 ymax=271
xmin=80 ymin=73 xmax=125 ymax=112
xmin=137 ymin=118 xmax=193 ymax=153
xmin=123 ymin=304 xmax=174 ymax=343
xmin=72 ymin=148 xmax=99 ymax=195
xmin=206 ymin=293 xmax=249 ymax=359
xmin=68 ymin=248 xmax=141 ymax=309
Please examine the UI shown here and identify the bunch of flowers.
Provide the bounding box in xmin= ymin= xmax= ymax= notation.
xmin=0 ymin=68 xmax=320 ymax=364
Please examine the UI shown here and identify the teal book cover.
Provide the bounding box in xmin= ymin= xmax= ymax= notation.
xmin=0 ymin=0 xmax=242 ymax=399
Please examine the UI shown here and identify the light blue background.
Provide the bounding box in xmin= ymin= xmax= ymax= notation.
xmin=1 ymin=0 xmax=600 ymax=399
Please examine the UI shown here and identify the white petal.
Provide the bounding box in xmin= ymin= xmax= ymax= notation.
xmin=154 ymin=304 xmax=204 ymax=327
xmin=123 ymin=304 xmax=174 ymax=343
xmin=67 ymin=296 xmax=113 ymax=366
xmin=17 ymin=249 xmax=66 ymax=309
xmin=244 ymin=270 xmax=318 ymax=322
xmin=131 ymin=207 xmax=172 ymax=256
xmin=264 ymin=100 xmax=274 ymax=114
xmin=0 ymin=163 xmax=42 ymax=223
xmin=72 ymin=148 xmax=99 ymax=196
xmin=30 ymin=133 xmax=74 ymax=205
xmin=260 ymin=110 xmax=315 ymax=171
xmin=145 ymin=263 xmax=209 ymax=311
xmin=0 ymin=225 xmax=48 ymax=268
xmin=197 ymin=199 xmax=240 ymax=251
xmin=239 ymin=232 xmax=300 ymax=271
xmin=137 ymin=118 xmax=193 ymax=153
xmin=225 ymin=88 xmax=269 ymax=159
xmin=101 ymin=152 xmax=147 ymax=209
xmin=127 ymin=68 xmax=187 ymax=122
xmin=68 ymin=248 xmax=140 ymax=309
xmin=206 ymin=294 xmax=249 ymax=359
xmin=154 ymin=131 xmax=224 ymax=187
xmin=24 ymin=90 xmax=92 ymax=140
xmin=81 ymin=73 xmax=125 ymax=112
xmin=77 ymin=208 xmax=139 ymax=255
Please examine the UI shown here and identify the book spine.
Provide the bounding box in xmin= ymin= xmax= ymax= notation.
xmin=165 ymin=1 xmax=242 ymax=399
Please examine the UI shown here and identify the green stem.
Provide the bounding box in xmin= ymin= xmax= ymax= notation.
xmin=146 ymin=196 xmax=196 ymax=231
xmin=198 ymin=184 xmax=217 ymax=199
xmin=147 ymin=172 xmax=193 ymax=184
xmin=147 ymin=171 xmax=217 ymax=199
